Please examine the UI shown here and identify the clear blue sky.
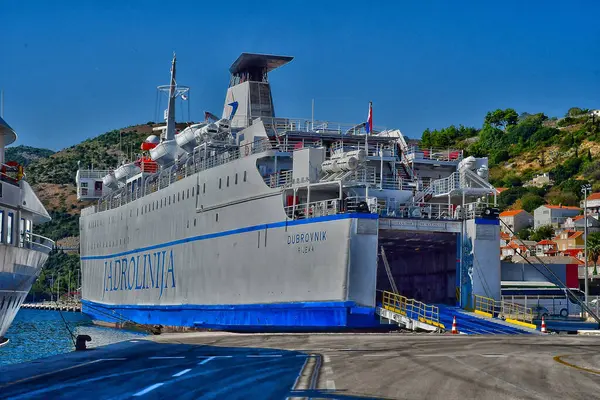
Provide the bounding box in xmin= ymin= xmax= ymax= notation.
xmin=1 ymin=0 xmax=599 ymax=151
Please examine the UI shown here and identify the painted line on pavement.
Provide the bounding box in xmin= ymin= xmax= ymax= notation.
xmin=326 ymin=380 xmax=336 ymax=390
xmin=149 ymin=356 xmax=185 ymax=360
xmin=133 ymin=382 xmax=164 ymax=396
xmin=196 ymin=355 xmax=233 ymax=358
xmin=0 ymin=359 xmax=104 ymax=389
xmin=247 ymin=354 xmax=282 ymax=358
xmin=554 ymin=355 xmax=600 ymax=375
xmin=198 ymin=356 xmax=216 ymax=365
xmin=324 ymin=366 xmax=333 ymax=375
xmin=323 ymin=355 xmax=331 ymax=363
xmin=172 ymin=369 xmax=191 ymax=377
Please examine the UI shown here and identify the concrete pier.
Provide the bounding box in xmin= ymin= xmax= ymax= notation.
xmin=1 ymin=333 xmax=600 ymax=399
xmin=20 ymin=302 xmax=82 ymax=312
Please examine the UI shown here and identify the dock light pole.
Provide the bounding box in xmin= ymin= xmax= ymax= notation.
xmin=582 ymin=184 xmax=592 ymax=305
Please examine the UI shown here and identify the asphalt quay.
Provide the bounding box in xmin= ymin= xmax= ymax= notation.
xmin=2 ymin=333 xmax=600 ymax=399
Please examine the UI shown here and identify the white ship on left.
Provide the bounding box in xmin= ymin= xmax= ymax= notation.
xmin=0 ymin=116 xmax=54 ymax=345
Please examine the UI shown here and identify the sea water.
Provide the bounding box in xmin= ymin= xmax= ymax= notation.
xmin=0 ymin=308 xmax=147 ymax=367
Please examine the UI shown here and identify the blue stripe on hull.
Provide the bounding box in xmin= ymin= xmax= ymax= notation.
xmin=82 ymin=299 xmax=380 ymax=331
xmin=81 ymin=212 xmax=378 ymax=260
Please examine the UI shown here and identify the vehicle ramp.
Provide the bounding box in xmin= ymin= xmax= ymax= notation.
xmin=437 ymin=305 xmax=533 ymax=335
xmin=376 ymin=291 xmax=445 ymax=332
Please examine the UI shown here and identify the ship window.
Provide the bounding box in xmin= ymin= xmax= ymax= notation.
xmin=203 ymin=183 xmax=206 ymax=194
xmin=187 ymin=188 xmax=190 ymax=198
xmin=243 ymin=171 xmax=247 ymax=182
xmin=194 ymin=218 xmax=196 ymax=227
xmin=156 ymin=201 xmax=158 ymax=209
xmin=235 ymin=173 xmax=238 ymax=185
xmin=219 ymin=178 xmax=222 ymax=189
xmin=173 ymin=194 xmax=175 ymax=203
xmin=216 ymin=213 xmax=219 ymax=222
xmin=169 ymin=196 xmax=171 ymax=205
xmin=187 ymin=220 xmax=189 ymax=229
xmin=226 ymin=176 xmax=230 ymax=187
xmin=7 ymin=212 xmax=13 ymax=245
xmin=178 ymin=192 xmax=180 ymax=202
xmin=192 ymin=187 xmax=195 ymax=197
xmin=0 ymin=210 xmax=4 ymax=243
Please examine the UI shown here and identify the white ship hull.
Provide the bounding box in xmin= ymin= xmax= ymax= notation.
xmin=80 ymin=152 xmax=379 ymax=329
xmin=0 ymin=245 xmax=49 ymax=338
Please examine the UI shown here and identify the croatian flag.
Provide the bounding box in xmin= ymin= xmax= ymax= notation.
xmin=366 ymin=101 xmax=373 ymax=134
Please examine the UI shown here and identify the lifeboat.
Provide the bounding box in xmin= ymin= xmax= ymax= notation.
xmin=114 ymin=162 xmax=141 ymax=181
xmin=102 ymin=171 xmax=118 ymax=190
xmin=150 ymin=139 xmax=178 ymax=166
xmin=141 ymin=134 xmax=160 ymax=151
xmin=175 ymin=123 xmax=206 ymax=153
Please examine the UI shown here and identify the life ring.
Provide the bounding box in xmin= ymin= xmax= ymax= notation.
xmin=1 ymin=161 xmax=22 ymax=182
xmin=244 ymin=146 xmax=250 ymax=156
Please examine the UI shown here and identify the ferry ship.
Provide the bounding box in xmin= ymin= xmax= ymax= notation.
xmin=0 ymin=117 xmax=54 ymax=344
xmin=76 ymin=53 xmax=501 ymax=330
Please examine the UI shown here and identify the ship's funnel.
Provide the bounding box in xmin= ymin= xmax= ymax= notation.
xmin=223 ymin=53 xmax=293 ymax=129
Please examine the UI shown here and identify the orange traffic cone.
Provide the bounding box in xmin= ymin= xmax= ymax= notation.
xmin=452 ymin=316 xmax=458 ymax=334
xmin=541 ymin=316 xmax=547 ymax=334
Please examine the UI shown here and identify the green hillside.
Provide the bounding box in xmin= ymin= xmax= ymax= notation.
xmin=420 ymin=107 xmax=600 ymax=213
xmin=5 ymin=145 xmax=54 ymax=166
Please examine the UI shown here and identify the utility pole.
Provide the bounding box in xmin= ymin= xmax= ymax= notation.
xmin=582 ymin=184 xmax=592 ymax=305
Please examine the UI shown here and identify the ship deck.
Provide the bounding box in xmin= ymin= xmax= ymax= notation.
xmin=1 ymin=332 xmax=598 ymax=399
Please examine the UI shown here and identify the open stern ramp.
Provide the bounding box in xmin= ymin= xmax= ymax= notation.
xmin=377 ymin=291 xmax=445 ymax=332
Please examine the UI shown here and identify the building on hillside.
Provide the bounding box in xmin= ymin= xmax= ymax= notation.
xmin=496 ymin=187 xmax=508 ymax=195
xmin=533 ymin=204 xmax=581 ymax=229
xmin=499 ymin=209 xmax=533 ymax=234
xmin=525 ymin=173 xmax=554 ymax=188
xmin=536 ymin=240 xmax=558 ymax=257
xmin=581 ymin=192 xmax=600 ymax=215
xmin=500 ymin=231 xmax=512 ymax=247
xmin=553 ymin=230 xmax=584 ymax=251
xmin=563 ymin=215 xmax=600 ymax=233
xmin=501 ymin=240 xmax=536 ymax=260
xmin=561 ymin=248 xmax=585 ymax=262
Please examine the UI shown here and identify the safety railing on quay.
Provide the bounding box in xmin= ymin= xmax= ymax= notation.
xmin=473 ymin=294 xmax=534 ymax=324
xmin=382 ymin=291 xmax=443 ymax=328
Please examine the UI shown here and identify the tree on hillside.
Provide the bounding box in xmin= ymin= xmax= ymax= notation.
xmin=530 ymin=225 xmax=555 ymax=242
xmin=587 ymin=232 xmax=600 ymax=276
xmin=520 ymin=193 xmax=545 ymax=213
xmin=484 ymin=108 xmax=519 ymax=130
xmin=567 ymin=107 xmax=586 ymax=117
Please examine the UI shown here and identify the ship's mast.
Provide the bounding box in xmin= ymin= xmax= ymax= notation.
xmin=165 ymin=53 xmax=177 ymax=141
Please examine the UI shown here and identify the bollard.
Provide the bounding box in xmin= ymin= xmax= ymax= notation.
xmin=75 ymin=335 xmax=92 ymax=351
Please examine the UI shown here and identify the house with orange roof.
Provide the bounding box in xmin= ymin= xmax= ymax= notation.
xmin=553 ymin=230 xmax=585 ymax=251
xmin=500 ymin=231 xmax=512 ymax=247
xmin=560 ymin=248 xmax=585 ymax=262
xmin=535 ymin=239 xmax=558 ymax=257
xmin=499 ymin=209 xmax=533 ymax=234
xmin=581 ymin=192 xmax=600 ymax=215
xmin=501 ymin=240 xmax=536 ymax=260
xmin=496 ymin=187 xmax=508 ymax=195
xmin=533 ymin=204 xmax=581 ymax=229
xmin=563 ymin=214 xmax=600 ymax=232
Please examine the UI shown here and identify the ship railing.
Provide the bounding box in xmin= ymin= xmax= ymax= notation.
xmin=284 ymin=199 xmax=341 ymax=220
xmin=382 ymin=291 xmax=442 ymax=327
xmin=403 ymin=146 xmax=463 ymax=163
xmin=345 ymin=196 xmax=457 ymax=220
xmin=264 ymin=170 xmax=294 ymax=189
xmin=343 ymin=167 xmax=414 ymax=191
xmin=77 ymin=169 xmax=110 ymax=179
xmin=21 ymin=232 xmax=55 ymax=253
xmin=258 ymin=117 xmax=387 ymax=136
